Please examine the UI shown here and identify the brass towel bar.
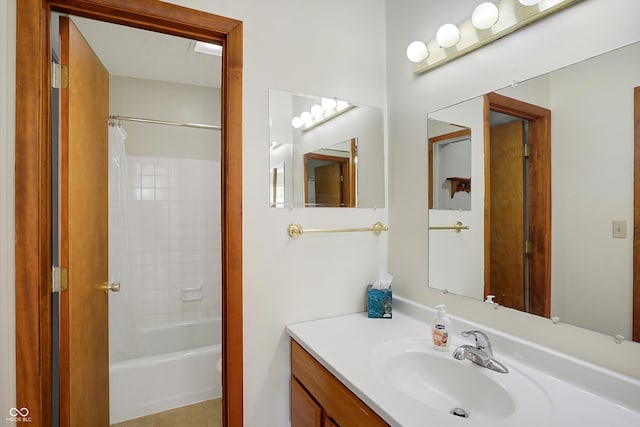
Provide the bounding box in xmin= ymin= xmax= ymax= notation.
xmin=428 ymin=221 xmax=470 ymax=233
xmin=287 ymin=221 xmax=388 ymax=239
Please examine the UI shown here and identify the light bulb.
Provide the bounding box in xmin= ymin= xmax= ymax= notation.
xmin=310 ymin=104 xmax=324 ymax=119
xmin=321 ymin=97 xmax=337 ymax=112
xmin=291 ymin=117 xmax=304 ymax=129
xmin=406 ymin=41 xmax=429 ymax=63
xmin=300 ymin=111 xmax=313 ymax=126
xmin=436 ymin=24 xmax=460 ymax=48
xmin=472 ymin=2 xmax=499 ymax=30
xmin=518 ymin=0 xmax=541 ymax=6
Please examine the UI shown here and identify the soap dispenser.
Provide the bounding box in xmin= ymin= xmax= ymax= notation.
xmin=432 ymin=304 xmax=452 ymax=351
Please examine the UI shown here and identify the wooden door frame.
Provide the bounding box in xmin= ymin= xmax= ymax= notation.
xmin=15 ymin=1 xmax=243 ymax=425
xmin=483 ymin=92 xmax=551 ymax=317
xmin=633 ymin=86 xmax=640 ymax=342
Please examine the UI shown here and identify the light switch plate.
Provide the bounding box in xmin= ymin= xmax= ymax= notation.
xmin=612 ymin=220 xmax=627 ymax=239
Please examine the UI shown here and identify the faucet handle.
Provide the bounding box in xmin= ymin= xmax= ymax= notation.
xmin=461 ymin=330 xmax=493 ymax=355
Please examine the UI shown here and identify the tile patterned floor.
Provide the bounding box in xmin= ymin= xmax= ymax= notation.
xmin=111 ymin=399 xmax=222 ymax=427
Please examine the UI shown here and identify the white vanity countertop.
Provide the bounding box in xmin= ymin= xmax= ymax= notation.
xmin=286 ymin=299 xmax=640 ymax=427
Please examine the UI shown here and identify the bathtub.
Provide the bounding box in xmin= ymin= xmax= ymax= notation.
xmin=109 ymin=317 xmax=222 ymax=424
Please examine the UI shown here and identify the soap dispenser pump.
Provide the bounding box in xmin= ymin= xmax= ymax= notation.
xmin=432 ymin=304 xmax=453 ymax=351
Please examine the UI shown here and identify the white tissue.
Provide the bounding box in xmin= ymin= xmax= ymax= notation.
xmin=371 ymin=269 xmax=393 ymax=290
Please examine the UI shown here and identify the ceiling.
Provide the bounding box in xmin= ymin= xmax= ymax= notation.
xmin=71 ymin=15 xmax=221 ymax=88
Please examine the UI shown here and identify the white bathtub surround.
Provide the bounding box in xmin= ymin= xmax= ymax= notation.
xmin=286 ymin=297 xmax=640 ymax=427
xmin=126 ymin=155 xmax=222 ymax=328
xmin=109 ymin=317 xmax=222 ymax=423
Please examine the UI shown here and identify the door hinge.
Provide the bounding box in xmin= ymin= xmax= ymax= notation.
xmin=525 ymin=240 xmax=533 ymax=255
xmin=52 ymin=266 xmax=68 ymax=293
xmin=52 ymin=63 xmax=68 ymax=89
xmin=523 ymin=143 xmax=531 ymax=158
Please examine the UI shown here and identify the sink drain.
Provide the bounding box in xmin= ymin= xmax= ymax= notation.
xmin=450 ymin=408 xmax=469 ymax=418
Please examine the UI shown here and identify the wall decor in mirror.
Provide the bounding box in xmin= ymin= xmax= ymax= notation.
xmin=427 ymin=41 xmax=640 ymax=342
xmin=269 ymin=89 xmax=385 ymax=208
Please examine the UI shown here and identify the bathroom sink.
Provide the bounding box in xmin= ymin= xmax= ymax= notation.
xmin=371 ymin=338 xmax=552 ymax=425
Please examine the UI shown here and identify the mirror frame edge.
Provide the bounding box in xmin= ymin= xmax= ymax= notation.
xmin=14 ymin=0 xmax=243 ymax=425
xmin=634 ymin=86 xmax=640 ymax=343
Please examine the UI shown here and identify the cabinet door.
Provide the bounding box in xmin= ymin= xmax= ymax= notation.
xmin=291 ymin=377 xmax=322 ymax=427
xmin=324 ymin=414 xmax=340 ymax=427
xmin=291 ymin=340 xmax=388 ymax=426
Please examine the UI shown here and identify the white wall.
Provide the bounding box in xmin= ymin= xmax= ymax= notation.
xmin=165 ymin=1 xmax=388 ymax=425
xmin=387 ymin=0 xmax=640 ymax=379
xmin=0 ymin=0 xmax=16 ymax=424
xmin=109 ymin=76 xmax=221 ymax=161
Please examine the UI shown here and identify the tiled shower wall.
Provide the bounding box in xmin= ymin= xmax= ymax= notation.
xmin=127 ymin=155 xmax=221 ymax=327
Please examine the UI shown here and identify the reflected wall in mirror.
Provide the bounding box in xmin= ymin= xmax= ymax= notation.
xmin=428 ymin=120 xmax=471 ymax=211
xmin=427 ymin=41 xmax=640 ymax=341
xmin=269 ymin=89 xmax=384 ymax=208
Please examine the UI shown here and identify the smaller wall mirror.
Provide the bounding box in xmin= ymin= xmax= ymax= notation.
xmin=269 ymin=89 xmax=384 ymax=208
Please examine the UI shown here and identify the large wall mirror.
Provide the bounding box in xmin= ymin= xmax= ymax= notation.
xmin=269 ymin=89 xmax=385 ymax=208
xmin=427 ymin=41 xmax=640 ymax=342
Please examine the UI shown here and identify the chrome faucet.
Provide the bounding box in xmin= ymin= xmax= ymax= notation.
xmin=452 ymin=330 xmax=509 ymax=374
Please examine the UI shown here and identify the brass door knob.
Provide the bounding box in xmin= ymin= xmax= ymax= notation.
xmin=103 ymin=282 xmax=121 ymax=293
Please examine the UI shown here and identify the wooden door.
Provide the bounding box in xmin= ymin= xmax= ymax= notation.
xmin=315 ymin=163 xmax=342 ymax=207
xmin=16 ymin=2 xmax=243 ymax=425
xmin=59 ymin=16 xmax=110 ymax=426
xmin=489 ymin=121 xmax=525 ymax=310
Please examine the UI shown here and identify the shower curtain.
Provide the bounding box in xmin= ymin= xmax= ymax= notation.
xmin=108 ymin=123 xmax=134 ymax=362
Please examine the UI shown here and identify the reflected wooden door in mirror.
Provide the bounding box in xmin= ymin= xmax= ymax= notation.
xmin=484 ymin=93 xmax=551 ymax=318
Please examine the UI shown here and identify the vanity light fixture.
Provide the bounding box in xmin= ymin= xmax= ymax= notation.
xmin=406 ymin=0 xmax=580 ymax=72
xmin=518 ymin=0 xmax=541 ymax=6
xmin=291 ymin=98 xmax=355 ymax=131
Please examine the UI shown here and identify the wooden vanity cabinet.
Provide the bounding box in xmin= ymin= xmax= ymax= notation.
xmin=290 ymin=339 xmax=389 ymax=427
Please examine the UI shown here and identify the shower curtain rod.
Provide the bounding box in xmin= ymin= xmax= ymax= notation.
xmin=109 ymin=115 xmax=221 ymax=131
